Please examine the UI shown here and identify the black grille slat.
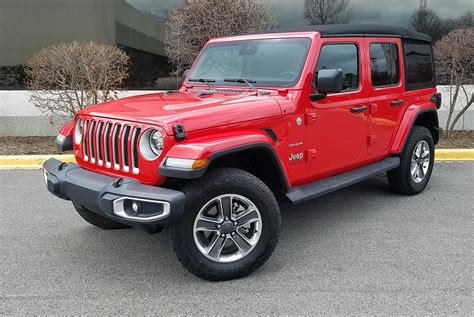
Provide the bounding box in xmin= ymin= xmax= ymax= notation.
xmin=89 ymin=120 xmax=96 ymax=162
xmin=104 ymin=122 xmax=112 ymax=167
xmin=122 ymin=125 xmax=131 ymax=169
xmin=113 ymin=124 xmax=121 ymax=168
xmin=96 ymin=122 xmax=104 ymax=164
xmin=82 ymin=120 xmax=89 ymax=160
xmin=132 ymin=127 xmax=141 ymax=173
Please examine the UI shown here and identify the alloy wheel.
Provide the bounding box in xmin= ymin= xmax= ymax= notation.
xmin=193 ymin=194 xmax=262 ymax=263
xmin=411 ymin=140 xmax=430 ymax=183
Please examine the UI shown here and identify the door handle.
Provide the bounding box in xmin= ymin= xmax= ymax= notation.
xmin=351 ymin=106 xmax=368 ymax=113
xmin=390 ymin=99 xmax=405 ymax=106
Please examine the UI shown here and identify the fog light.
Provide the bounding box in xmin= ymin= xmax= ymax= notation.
xmin=132 ymin=202 xmax=139 ymax=213
xmin=113 ymin=197 xmax=170 ymax=221
xmin=124 ymin=200 xmax=140 ymax=216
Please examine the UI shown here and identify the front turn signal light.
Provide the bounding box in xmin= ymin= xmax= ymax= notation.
xmin=165 ymin=157 xmax=208 ymax=169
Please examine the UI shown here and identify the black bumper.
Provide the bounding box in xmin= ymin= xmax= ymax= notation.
xmin=43 ymin=158 xmax=185 ymax=226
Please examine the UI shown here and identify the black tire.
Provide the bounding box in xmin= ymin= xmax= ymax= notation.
xmin=169 ymin=168 xmax=281 ymax=281
xmin=73 ymin=202 xmax=129 ymax=229
xmin=387 ymin=125 xmax=435 ymax=195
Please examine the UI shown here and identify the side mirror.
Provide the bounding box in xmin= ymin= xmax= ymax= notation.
xmin=309 ymin=69 xmax=343 ymax=101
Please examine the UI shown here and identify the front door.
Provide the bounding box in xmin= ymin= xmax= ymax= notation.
xmin=306 ymin=39 xmax=368 ymax=174
xmin=365 ymin=38 xmax=405 ymax=156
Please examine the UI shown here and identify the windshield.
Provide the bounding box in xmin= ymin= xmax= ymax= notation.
xmin=187 ymin=38 xmax=311 ymax=87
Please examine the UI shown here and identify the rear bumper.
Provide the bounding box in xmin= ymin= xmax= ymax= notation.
xmin=43 ymin=158 xmax=185 ymax=226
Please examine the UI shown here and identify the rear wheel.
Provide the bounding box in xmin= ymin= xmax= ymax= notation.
xmin=388 ymin=125 xmax=435 ymax=195
xmin=170 ymin=168 xmax=281 ymax=281
xmin=73 ymin=202 xmax=129 ymax=229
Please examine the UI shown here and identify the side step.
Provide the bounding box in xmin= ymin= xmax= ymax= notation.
xmin=286 ymin=157 xmax=400 ymax=204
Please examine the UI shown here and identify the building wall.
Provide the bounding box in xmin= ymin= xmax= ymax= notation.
xmin=0 ymin=0 xmax=116 ymax=66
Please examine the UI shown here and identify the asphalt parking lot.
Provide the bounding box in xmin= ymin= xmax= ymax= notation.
xmin=0 ymin=162 xmax=472 ymax=314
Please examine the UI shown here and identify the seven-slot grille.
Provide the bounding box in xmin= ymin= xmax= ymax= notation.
xmin=81 ymin=119 xmax=141 ymax=174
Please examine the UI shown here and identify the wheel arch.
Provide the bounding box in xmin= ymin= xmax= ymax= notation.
xmin=391 ymin=105 xmax=440 ymax=154
xmin=160 ymin=135 xmax=290 ymax=193
xmin=205 ymin=143 xmax=290 ymax=193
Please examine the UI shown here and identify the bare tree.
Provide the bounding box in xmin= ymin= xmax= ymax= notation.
xmin=25 ymin=42 xmax=129 ymax=118
xmin=305 ymin=0 xmax=352 ymax=25
xmin=165 ymin=0 xmax=276 ymax=73
xmin=434 ymin=28 xmax=474 ymax=137
xmin=410 ymin=0 xmax=442 ymax=41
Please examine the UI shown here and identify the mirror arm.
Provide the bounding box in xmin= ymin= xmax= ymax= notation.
xmin=309 ymin=92 xmax=327 ymax=101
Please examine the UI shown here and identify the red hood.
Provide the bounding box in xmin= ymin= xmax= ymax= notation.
xmin=79 ymin=91 xmax=283 ymax=135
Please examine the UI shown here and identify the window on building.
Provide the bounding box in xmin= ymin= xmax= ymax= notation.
xmin=370 ymin=43 xmax=400 ymax=87
xmin=403 ymin=41 xmax=434 ymax=86
xmin=315 ymin=43 xmax=359 ymax=91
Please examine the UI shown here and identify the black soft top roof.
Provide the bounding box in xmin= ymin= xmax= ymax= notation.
xmin=253 ymin=24 xmax=431 ymax=43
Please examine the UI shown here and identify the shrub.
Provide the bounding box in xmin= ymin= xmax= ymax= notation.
xmin=25 ymin=41 xmax=130 ymax=118
xmin=434 ymin=28 xmax=474 ymax=136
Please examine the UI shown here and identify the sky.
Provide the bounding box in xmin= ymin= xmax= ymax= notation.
xmin=127 ymin=0 xmax=474 ymax=27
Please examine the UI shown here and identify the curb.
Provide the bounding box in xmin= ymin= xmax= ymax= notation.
xmin=0 ymin=150 xmax=473 ymax=169
xmin=0 ymin=155 xmax=75 ymax=169
xmin=434 ymin=149 xmax=474 ymax=161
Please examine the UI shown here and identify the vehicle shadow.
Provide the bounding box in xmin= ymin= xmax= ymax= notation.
xmin=67 ymin=175 xmax=405 ymax=283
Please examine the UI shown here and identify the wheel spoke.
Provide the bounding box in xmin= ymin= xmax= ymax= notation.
xmin=413 ymin=144 xmax=419 ymax=158
xmin=235 ymin=209 xmax=260 ymax=227
xmin=208 ymin=235 xmax=227 ymax=258
xmin=417 ymin=143 xmax=423 ymax=157
xmin=231 ymin=232 xmax=252 ymax=252
xmin=195 ymin=217 xmax=220 ymax=232
xmin=419 ymin=164 xmax=425 ymax=179
xmin=218 ymin=196 xmax=232 ymax=219
xmin=414 ymin=165 xmax=419 ymax=179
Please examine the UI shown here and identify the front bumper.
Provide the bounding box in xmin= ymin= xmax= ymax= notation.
xmin=43 ymin=158 xmax=185 ymax=226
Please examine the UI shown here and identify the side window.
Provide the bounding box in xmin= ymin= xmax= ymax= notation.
xmin=370 ymin=43 xmax=400 ymax=87
xmin=403 ymin=42 xmax=434 ymax=85
xmin=315 ymin=44 xmax=359 ymax=91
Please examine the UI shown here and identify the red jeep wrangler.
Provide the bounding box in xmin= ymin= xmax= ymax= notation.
xmin=44 ymin=24 xmax=441 ymax=280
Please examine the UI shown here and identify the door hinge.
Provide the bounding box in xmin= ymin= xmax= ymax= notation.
xmin=305 ymin=113 xmax=317 ymax=125
xmin=369 ymin=103 xmax=379 ymax=115
xmin=367 ymin=135 xmax=377 ymax=145
xmin=306 ymin=148 xmax=318 ymax=161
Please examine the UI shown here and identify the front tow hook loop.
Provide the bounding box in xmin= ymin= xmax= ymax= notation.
xmin=113 ymin=178 xmax=125 ymax=188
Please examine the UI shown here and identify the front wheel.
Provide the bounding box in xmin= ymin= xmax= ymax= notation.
xmin=388 ymin=125 xmax=435 ymax=195
xmin=169 ymin=168 xmax=281 ymax=281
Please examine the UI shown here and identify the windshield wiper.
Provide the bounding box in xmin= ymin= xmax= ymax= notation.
xmin=224 ymin=78 xmax=257 ymax=92
xmin=188 ymin=78 xmax=215 ymax=90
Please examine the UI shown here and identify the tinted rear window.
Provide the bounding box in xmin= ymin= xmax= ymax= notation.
xmin=403 ymin=42 xmax=434 ymax=86
xmin=370 ymin=43 xmax=400 ymax=87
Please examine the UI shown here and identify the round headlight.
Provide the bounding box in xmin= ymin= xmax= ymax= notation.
xmin=150 ymin=130 xmax=164 ymax=156
xmin=74 ymin=119 xmax=83 ymax=144
xmin=139 ymin=129 xmax=165 ymax=160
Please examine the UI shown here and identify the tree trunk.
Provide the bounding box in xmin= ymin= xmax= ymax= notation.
xmin=449 ymin=88 xmax=474 ymax=132
xmin=446 ymin=84 xmax=460 ymax=138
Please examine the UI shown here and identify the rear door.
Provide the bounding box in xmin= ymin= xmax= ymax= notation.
xmin=365 ymin=38 xmax=405 ymax=156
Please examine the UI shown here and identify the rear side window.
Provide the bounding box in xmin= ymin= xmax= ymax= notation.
xmin=370 ymin=43 xmax=400 ymax=87
xmin=315 ymin=44 xmax=359 ymax=91
xmin=403 ymin=41 xmax=435 ymax=88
